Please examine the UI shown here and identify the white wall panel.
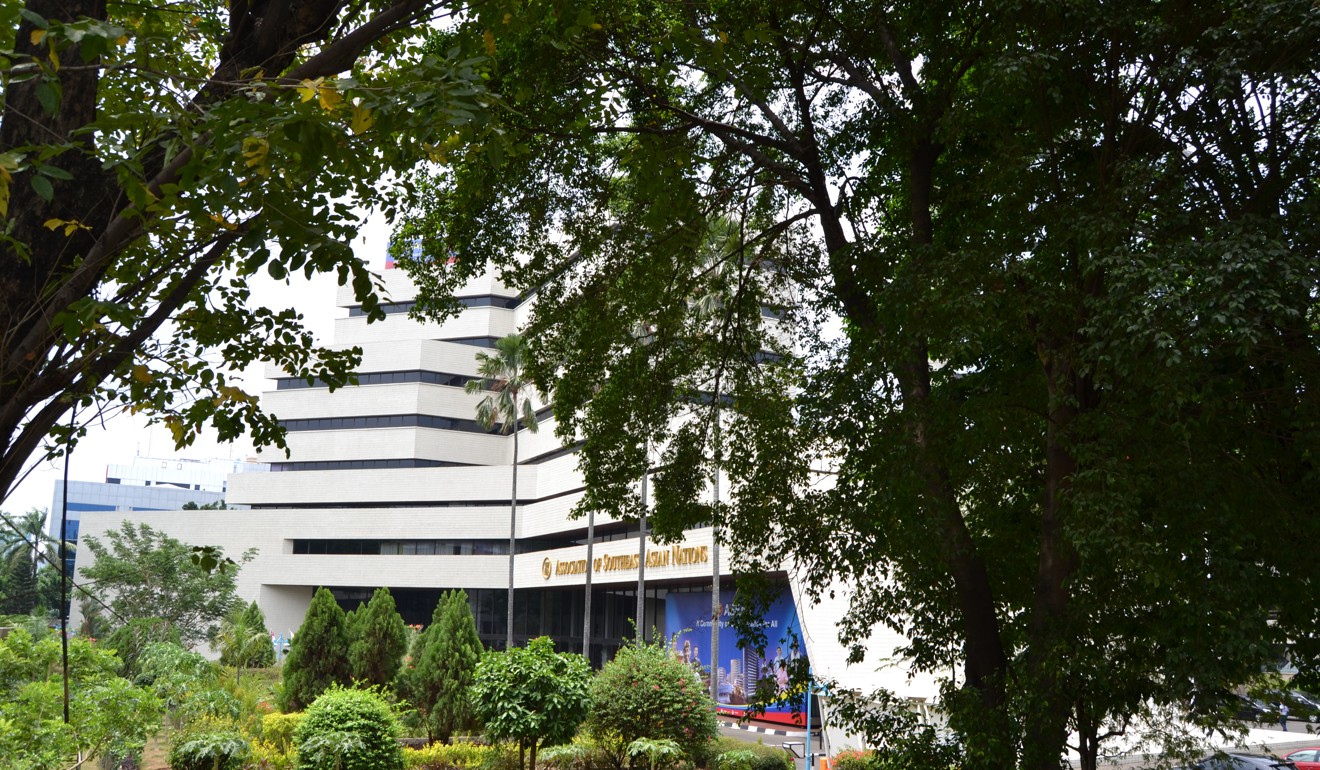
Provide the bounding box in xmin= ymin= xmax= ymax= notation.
xmin=334 ymin=307 xmax=517 ymax=348
xmin=228 ymin=465 xmax=543 ymax=506
xmin=263 ymin=427 xmax=508 ymax=467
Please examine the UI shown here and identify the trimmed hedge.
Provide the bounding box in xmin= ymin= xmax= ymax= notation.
xmin=403 ymin=741 xmax=516 ymax=770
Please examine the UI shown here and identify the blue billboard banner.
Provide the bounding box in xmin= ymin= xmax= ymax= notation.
xmin=665 ymin=588 xmax=807 ymax=724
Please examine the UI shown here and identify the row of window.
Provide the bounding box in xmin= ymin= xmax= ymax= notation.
xmin=268 ymin=458 xmax=456 ymax=472
xmin=291 ymin=524 xmax=647 ymax=557
xmin=280 ymin=413 xmax=506 ymax=434
xmin=347 ymin=295 xmax=524 ymax=317
xmin=277 ymin=370 xmax=478 ymax=390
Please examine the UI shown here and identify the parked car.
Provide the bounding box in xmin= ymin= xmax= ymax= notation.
xmin=1282 ymin=749 xmax=1320 ymax=770
xmin=1235 ymin=694 xmax=1284 ymax=722
xmin=1187 ymin=753 xmax=1299 ymax=770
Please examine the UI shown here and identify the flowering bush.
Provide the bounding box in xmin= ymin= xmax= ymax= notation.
xmin=587 ymin=640 xmax=719 ymax=767
xmin=830 ymin=749 xmax=875 ymax=770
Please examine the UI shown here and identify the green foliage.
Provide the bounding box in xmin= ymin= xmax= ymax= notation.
xmin=397 ymin=1 xmax=1320 ymax=767
xmin=167 ymin=728 xmax=251 ymax=770
xmin=627 ymin=739 xmax=683 ymax=770
xmin=709 ymin=739 xmax=792 ymax=770
xmin=251 ymin=737 xmax=299 ymax=770
xmin=470 ymin=637 xmax=592 ymax=770
xmin=281 ymin=587 xmax=351 ymax=712
xmin=0 ymin=509 xmax=58 ymax=615
xmin=79 ymin=522 xmax=248 ymax=648
xmin=104 ymin=617 xmax=182 ymax=678
xmin=348 ymin=587 xmax=408 ymax=688
xmin=403 ymin=741 xmax=513 ymax=770
xmin=0 ymin=627 xmax=161 ymax=769
xmin=538 ymin=736 xmax=611 ymax=770
xmin=294 ymin=685 xmax=404 ymax=770
xmin=714 ymin=749 xmax=759 ymax=770
xmin=220 ymin=600 xmax=276 ymax=670
xmin=826 ymin=691 xmax=960 ymax=770
xmin=0 ymin=0 xmax=500 ymax=510
xmin=410 ymin=589 xmax=483 ymax=742
xmin=263 ymin=712 xmax=306 ymax=752
xmin=588 ymin=639 xmax=719 ymax=764
xmin=829 ymin=750 xmax=873 ymax=770
xmin=1 ymin=552 xmax=39 ymax=615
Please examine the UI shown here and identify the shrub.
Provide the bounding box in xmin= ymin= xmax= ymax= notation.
xmin=538 ymin=736 xmax=611 ymax=770
xmin=402 ymin=741 xmax=511 ymax=769
xmin=470 ymin=637 xmax=592 ymax=770
xmin=294 ymin=685 xmax=403 ymax=770
xmin=167 ymin=727 xmax=250 ymax=770
xmin=829 ymin=750 xmax=874 ymax=770
xmin=588 ymin=639 xmax=720 ymax=766
xmin=263 ymin=712 xmax=305 ymax=752
xmin=627 ymin=739 xmax=683 ymax=770
xmin=709 ymin=738 xmax=792 ymax=770
xmin=250 ymin=738 xmax=298 ymax=770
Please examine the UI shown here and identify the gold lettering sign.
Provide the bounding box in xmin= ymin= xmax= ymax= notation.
xmin=554 ymin=558 xmax=588 ymax=576
xmin=542 ymin=542 xmax=710 ymax=581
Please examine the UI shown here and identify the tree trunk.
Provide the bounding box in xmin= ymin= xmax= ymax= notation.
xmin=710 ymin=407 xmax=721 ymax=702
xmin=508 ymin=404 xmax=519 ymax=650
xmin=903 ymin=136 xmax=1014 ymax=767
xmin=1020 ymin=324 xmax=1095 ymax=770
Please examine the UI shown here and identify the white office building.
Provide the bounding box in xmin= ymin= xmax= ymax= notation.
xmin=74 ymin=264 xmax=940 ymax=740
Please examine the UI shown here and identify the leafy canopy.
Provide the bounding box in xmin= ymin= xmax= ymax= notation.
xmin=470 ymin=637 xmax=592 ymax=770
xmin=397 ymin=1 xmax=1320 ymax=769
xmin=0 ymin=627 xmax=163 ymax=770
xmin=0 ymin=0 xmax=500 ymax=506
xmin=78 ymin=521 xmax=249 ymax=648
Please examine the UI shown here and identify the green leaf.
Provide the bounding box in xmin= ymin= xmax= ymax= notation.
xmin=30 ymin=174 xmax=54 ymax=201
xmin=34 ymin=81 xmax=59 ymax=116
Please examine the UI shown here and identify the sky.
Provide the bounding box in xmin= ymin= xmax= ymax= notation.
xmin=3 ymin=213 xmax=393 ymax=519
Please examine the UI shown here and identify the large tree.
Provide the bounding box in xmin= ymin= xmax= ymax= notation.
xmin=78 ymin=521 xmax=248 ymax=648
xmin=0 ymin=0 xmax=494 ymax=505
xmin=397 ymin=2 xmax=1320 ymax=769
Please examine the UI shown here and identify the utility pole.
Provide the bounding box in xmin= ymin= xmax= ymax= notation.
xmin=636 ymin=440 xmax=647 ymax=643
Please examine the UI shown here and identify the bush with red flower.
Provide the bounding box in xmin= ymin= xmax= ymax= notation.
xmin=587 ymin=639 xmax=720 ymax=768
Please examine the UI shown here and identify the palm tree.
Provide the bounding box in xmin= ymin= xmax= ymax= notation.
xmin=466 ymin=332 xmax=540 ymax=649
xmin=215 ymin=606 xmax=271 ymax=683
xmin=0 ymin=508 xmax=59 ymax=587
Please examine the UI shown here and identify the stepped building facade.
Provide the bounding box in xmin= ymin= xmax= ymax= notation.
xmin=75 ymin=265 xmax=941 ymax=736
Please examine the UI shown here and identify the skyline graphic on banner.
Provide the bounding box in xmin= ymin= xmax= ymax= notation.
xmin=665 ymin=588 xmax=808 ymax=725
